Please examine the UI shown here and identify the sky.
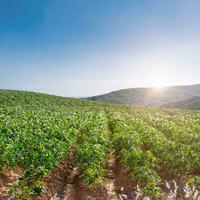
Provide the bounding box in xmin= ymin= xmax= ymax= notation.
xmin=0 ymin=0 xmax=200 ymax=97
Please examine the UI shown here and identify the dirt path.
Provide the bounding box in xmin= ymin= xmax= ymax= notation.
xmin=34 ymin=149 xmax=79 ymax=200
xmin=60 ymin=166 xmax=79 ymax=200
xmin=105 ymin=154 xmax=119 ymax=200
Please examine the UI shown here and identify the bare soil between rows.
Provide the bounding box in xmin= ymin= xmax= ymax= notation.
xmin=34 ymin=153 xmax=137 ymax=200
xmin=0 ymin=153 xmax=199 ymax=200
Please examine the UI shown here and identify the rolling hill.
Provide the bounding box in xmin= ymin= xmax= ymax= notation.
xmin=163 ymin=96 xmax=200 ymax=110
xmin=88 ymin=84 xmax=200 ymax=106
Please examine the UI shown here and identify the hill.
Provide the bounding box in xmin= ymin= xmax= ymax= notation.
xmin=0 ymin=89 xmax=91 ymax=107
xmin=163 ymin=96 xmax=200 ymax=110
xmin=88 ymin=84 xmax=200 ymax=106
xmin=0 ymin=90 xmax=199 ymax=200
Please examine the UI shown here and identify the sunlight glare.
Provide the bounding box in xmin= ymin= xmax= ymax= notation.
xmin=148 ymin=68 xmax=171 ymax=89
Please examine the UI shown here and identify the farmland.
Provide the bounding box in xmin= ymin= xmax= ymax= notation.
xmin=0 ymin=90 xmax=199 ymax=200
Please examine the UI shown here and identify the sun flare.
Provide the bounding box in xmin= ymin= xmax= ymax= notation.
xmin=148 ymin=69 xmax=170 ymax=89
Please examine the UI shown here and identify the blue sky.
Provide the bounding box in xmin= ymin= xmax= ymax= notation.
xmin=0 ymin=0 xmax=200 ymax=97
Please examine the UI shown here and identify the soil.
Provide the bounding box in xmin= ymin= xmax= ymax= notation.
xmin=33 ymin=153 xmax=138 ymax=200
xmin=0 ymin=168 xmax=23 ymax=200
xmin=0 ymin=153 xmax=199 ymax=200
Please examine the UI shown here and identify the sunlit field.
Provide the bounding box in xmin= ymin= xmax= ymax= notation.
xmin=0 ymin=90 xmax=199 ymax=200
xmin=1 ymin=1 xmax=200 ymax=200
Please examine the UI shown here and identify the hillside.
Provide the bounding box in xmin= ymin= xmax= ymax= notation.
xmin=0 ymin=90 xmax=200 ymax=200
xmin=163 ymin=96 xmax=200 ymax=110
xmin=0 ymin=89 xmax=91 ymax=108
xmin=88 ymin=84 xmax=200 ymax=106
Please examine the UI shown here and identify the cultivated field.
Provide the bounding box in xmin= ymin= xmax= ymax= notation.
xmin=0 ymin=90 xmax=199 ymax=200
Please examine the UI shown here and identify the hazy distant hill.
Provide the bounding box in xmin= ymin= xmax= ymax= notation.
xmin=88 ymin=84 xmax=200 ymax=106
xmin=163 ymin=96 xmax=200 ymax=110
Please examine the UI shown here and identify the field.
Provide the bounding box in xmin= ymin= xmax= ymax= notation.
xmin=0 ymin=90 xmax=199 ymax=200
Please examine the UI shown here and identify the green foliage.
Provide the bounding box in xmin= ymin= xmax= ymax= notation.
xmin=187 ymin=176 xmax=200 ymax=186
xmin=0 ymin=90 xmax=199 ymax=199
xmin=75 ymin=112 xmax=110 ymax=185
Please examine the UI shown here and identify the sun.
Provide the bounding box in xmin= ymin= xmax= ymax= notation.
xmin=152 ymin=80 xmax=167 ymax=89
xmin=149 ymin=69 xmax=170 ymax=89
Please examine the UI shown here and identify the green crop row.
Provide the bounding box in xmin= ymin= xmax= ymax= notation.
xmin=0 ymin=91 xmax=199 ymax=199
